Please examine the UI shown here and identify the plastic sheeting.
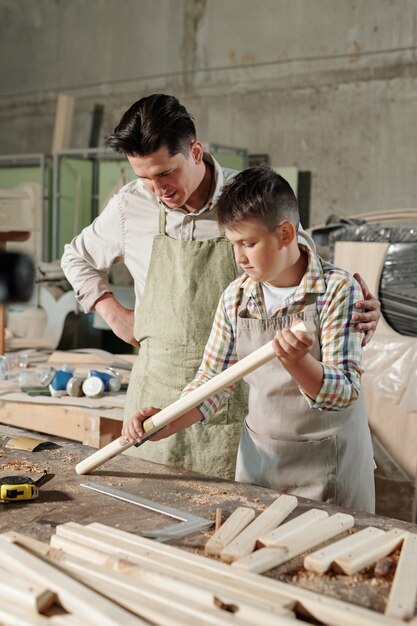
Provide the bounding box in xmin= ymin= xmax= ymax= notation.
xmin=363 ymin=336 xmax=417 ymax=481
xmin=323 ymin=224 xmax=417 ymax=336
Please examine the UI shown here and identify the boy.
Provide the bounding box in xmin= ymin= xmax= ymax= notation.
xmin=123 ymin=166 xmax=375 ymax=513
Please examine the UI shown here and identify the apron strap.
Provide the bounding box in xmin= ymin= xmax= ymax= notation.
xmin=159 ymin=205 xmax=166 ymax=235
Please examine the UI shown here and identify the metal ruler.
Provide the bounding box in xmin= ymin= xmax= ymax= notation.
xmin=81 ymin=482 xmax=213 ymax=542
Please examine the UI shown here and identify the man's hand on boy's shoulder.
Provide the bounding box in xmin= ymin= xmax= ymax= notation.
xmin=351 ymin=273 xmax=381 ymax=347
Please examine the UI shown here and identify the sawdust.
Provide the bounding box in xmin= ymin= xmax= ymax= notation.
xmin=0 ymin=460 xmax=45 ymax=474
xmin=47 ymin=449 xmax=77 ymax=463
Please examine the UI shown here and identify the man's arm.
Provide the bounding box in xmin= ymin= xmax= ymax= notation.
xmin=94 ymin=293 xmax=138 ymax=347
xmin=61 ymin=196 xmax=140 ymax=345
xmin=297 ymin=228 xmax=381 ymax=346
xmin=352 ymin=273 xmax=381 ymax=346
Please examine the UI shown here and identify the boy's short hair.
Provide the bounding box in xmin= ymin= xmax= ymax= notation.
xmin=105 ymin=94 xmax=196 ymax=157
xmin=217 ymin=165 xmax=300 ymax=232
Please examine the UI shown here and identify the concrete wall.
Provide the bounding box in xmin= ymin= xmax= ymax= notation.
xmin=1 ymin=0 xmax=416 ymax=225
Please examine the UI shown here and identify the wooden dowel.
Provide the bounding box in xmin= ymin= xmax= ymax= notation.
xmin=75 ymin=340 xmax=277 ymax=474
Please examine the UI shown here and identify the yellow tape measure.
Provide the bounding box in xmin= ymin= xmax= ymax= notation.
xmin=0 ymin=470 xmax=48 ymax=501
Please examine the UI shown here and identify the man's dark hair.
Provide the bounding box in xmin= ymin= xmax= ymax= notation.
xmin=217 ymin=166 xmax=299 ymax=232
xmin=105 ymin=94 xmax=196 ymax=157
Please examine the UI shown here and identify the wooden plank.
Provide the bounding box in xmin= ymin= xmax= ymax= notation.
xmin=47 ymin=546 xmax=296 ymax=626
xmin=50 ymin=534 xmax=294 ymax=623
xmin=205 ymin=507 xmax=256 ymax=556
xmin=0 ymin=604 xmax=54 ymax=625
xmin=0 ymin=400 xmax=121 ymax=448
xmin=51 ymin=94 xmax=74 ymax=153
xmin=220 ymin=495 xmax=298 ymax=563
xmin=334 ymin=529 xmax=407 ymax=576
xmin=0 ymin=567 xmax=56 ymax=613
xmin=58 ymin=522 xmax=402 ymax=626
xmin=0 ymin=537 xmax=146 ymax=626
xmin=258 ymin=508 xmax=329 ymax=546
xmin=304 ymin=526 xmax=385 ymax=574
xmin=56 ymin=522 xmax=297 ymax=609
xmin=232 ymin=513 xmax=355 ymax=573
xmin=385 ymin=532 xmax=417 ymax=620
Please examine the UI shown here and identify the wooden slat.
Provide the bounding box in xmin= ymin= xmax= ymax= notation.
xmin=47 ymin=545 xmax=296 ymax=626
xmin=0 ymin=567 xmax=56 ymax=613
xmin=385 ymin=532 xmax=417 ymax=620
xmin=258 ymin=508 xmax=329 ymax=546
xmin=233 ymin=513 xmax=355 ymax=573
xmin=220 ymin=495 xmax=298 ymax=563
xmin=0 ymin=537 xmax=146 ymax=626
xmin=54 ymin=523 xmax=294 ymax=611
xmin=50 ymin=534 xmax=294 ymax=623
xmin=205 ymin=507 xmax=256 ymax=556
xmin=304 ymin=527 xmax=385 ymax=574
xmin=334 ymin=529 xmax=407 ymax=575
xmin=57 ymin=522 xmax=403 ymax=626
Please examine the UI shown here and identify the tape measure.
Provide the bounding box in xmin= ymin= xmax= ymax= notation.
xmin=0 ymin=470 xmax=49 ymax=502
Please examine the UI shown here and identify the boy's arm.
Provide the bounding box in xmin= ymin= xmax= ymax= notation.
xmin=297 ymin=228 xmax=380 ymax=345
xmin=273 ymin=273 xmax=364 ymax=409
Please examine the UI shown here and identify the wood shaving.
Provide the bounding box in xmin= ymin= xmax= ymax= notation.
xmin=0 ymin=460 xmax=45 ymax=474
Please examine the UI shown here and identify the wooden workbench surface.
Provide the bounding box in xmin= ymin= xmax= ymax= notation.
xmin=0 ymin=424 xmax=415 ymax=616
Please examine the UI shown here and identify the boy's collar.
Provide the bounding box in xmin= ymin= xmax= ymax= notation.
xmin=241 ymin=245 xmax=327 ymax=302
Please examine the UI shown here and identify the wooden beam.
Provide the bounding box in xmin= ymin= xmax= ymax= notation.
xmin=304 ymin=526 xmax=385 ymax=574
xmin=58 ymin=522 xmax=402 ymax=626
xmin=51 ymin=94 xmax=74 ymax=153
xmin=220 ymin=495 xmax=298 ymax=563
xmin=232 ymin=513 xmax=354 ymax=573
xmin=0 ymin=567 xmax=56 ymax=613
xmin=205 ymin=507 xmax=256 ymax=556
xmin=0 ymin=537 xmax=146 ymax=626
xmin=0 ymin=400 xmax=121 ymax=448
xmin=50 ymin=534 xmax=294 ymax=623
xmin=385 ymin=532 xmax=417 ymax=620
xmin=334 ymin=529 xmax=407 ymax=575
xmin=258 ymin=508 xmax=329 ymax=546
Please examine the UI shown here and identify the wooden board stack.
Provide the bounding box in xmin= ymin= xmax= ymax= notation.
xmin=0 ymin=494 xmax=416 ymax=625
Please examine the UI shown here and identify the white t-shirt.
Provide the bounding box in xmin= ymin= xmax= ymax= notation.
xmin=261 ymin=282 xmax=297 ymax=318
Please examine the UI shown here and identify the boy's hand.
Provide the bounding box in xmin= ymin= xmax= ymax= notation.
xmin=352 ymin=273 xmax=381 ymax=346
xmin=121 ymin=406 xmax=204 ymax=445
xmin=122 ymin=407 xmax=168 ymax=444
xmin=272 ymin=320 xmax=315 ymax=365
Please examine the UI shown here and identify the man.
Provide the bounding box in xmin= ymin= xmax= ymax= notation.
xmin=61 ymin=94 xmax=380 ymax=479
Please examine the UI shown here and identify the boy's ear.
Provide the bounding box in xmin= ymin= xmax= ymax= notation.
xmin=277 ymin=221 xmax=296 ymax=246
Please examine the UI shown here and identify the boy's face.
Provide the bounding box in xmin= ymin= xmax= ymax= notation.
xmin=127 ymin=141 xmax=203 ymax=209
xmin=225 ymin=218 xmax=296 ymax=287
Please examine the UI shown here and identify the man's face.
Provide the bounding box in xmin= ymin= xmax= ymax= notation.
xmin=127 ymin=141 xmax=203 ymax=209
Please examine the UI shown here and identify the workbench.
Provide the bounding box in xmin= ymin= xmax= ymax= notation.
xmin=1 ymin=423 xmax=416 ymax=617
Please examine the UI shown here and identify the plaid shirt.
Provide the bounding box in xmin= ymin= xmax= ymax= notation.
xmin=182 ymin=246 xmax=364 ymax=422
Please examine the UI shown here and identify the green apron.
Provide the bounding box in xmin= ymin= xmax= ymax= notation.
xmin=123 ymin=207 xmax=248 ymax=479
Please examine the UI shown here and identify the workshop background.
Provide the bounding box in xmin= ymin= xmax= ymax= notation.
xmin=1 ymin=0 xmax=417 ymax=227
xmin=0 ymin=0 xmax=417 ymax=523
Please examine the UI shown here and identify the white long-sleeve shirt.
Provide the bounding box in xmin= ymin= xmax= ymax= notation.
xmin=61 ymin=154 xmax=314 ymax=313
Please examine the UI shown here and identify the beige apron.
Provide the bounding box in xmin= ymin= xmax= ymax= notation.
xmin=235 ymin=293 xmax=375 ymax=513
xmin=124 ymin=207 xmax=248 ymax=479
